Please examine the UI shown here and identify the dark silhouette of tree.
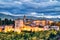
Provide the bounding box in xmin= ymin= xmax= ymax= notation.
xmin=0 ymin=18 xmax=2 ymax=25
xmin=0 ymin=18 xmax=15 ymax=25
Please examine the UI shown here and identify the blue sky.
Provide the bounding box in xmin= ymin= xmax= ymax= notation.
xmin=0 ymin=0 xmax=60 ymax=18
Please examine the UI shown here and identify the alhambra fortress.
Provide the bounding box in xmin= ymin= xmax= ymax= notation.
xmin=0 ymin=15 xmax=59 ymax=34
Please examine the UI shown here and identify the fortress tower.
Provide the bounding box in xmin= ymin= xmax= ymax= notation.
xmin=23 ymin=15 xmax=26 ymax=24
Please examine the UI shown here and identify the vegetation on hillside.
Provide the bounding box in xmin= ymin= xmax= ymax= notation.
xmin=0 ymin=30 xmax=60 ymax=40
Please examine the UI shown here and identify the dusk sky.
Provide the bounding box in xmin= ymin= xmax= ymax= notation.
xmin=0 ymin=0 xmax=60 ymax=18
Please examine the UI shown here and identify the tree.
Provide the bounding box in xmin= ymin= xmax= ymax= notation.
xmin=0 ymin=18 xmax=2 ymax=25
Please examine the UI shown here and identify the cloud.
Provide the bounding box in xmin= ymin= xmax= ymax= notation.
xmin=0 ymin=12 xmax=21 ymax=16
xmin=29 ymin=12 xmax=60 ymax=18
xmin=0 ymin=11 xmax=60 ymax=18
xmin=49 ymin=0 xmax=58 ymax=2
xmin=0 ymin=0 xmax=60 ymax=19
xmin=0 ymin=12 xmax=14 ymax=15
xmin=34 ymin=15 xmax=60 ymax=18
xmin=0 ymin=12 xmax=33 ymax=16
xmin=30 ymin=12 xmax=37 ymax=15
xmin=14 ymin=1 xmax=22 ymax=4
xmin=0 ymin=0 xmax=59 ymax=8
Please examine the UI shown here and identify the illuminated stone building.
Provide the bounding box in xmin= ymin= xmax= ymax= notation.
xmin=14 ymin=18 xmax=24 ymax=33
xmin=23 ymin=15 xmax=33 ymax=26
xmin=15 ymin=18 xmax=24 ymax=27
xmin=0 ymin=26 xmax=3 ymax=32
xmin=4 ymin=25 xmax=14 ymax=32
xmin=23 ymin=15 xmax=26 ymax=24
xmin=32 ymin=20 xmax=53 ymax=27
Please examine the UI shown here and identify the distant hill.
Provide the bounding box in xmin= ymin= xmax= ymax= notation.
xmin=0 ymin=13 xmax=60 ymax=21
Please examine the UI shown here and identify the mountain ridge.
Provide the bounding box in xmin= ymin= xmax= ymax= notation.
xmin=0 ymin=13 xmax=60 ymax=21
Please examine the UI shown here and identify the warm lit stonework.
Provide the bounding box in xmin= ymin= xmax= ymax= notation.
xmin=4 ymin=25 xmax=14 ymax=32
xmin=0 ymin=26 xmax=3 ymax=32
xmin=0 ymin=16 xmax=58 ymax=33
xmin=33 ymin=20 xmax=53 ymax=26
xmin=15 ymin=19 xmax=24 ymax=27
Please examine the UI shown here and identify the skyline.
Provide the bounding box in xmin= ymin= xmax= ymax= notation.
xmin=0 ymin=0 xmax=60 ymax=18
